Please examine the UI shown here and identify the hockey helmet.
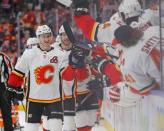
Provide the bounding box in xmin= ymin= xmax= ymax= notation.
xmin=27 ymin=37 xmax=39 ymax=46
xmin=36 ymin=25 xmax=52 ymax=37
xmin=118 ymin=0 xmax=142 ymax=20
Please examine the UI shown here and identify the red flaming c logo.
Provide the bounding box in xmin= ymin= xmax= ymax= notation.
xmin=34 ymin=65 xmax=54 ymax=85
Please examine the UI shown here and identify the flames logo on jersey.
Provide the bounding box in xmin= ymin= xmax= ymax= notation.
xmin=34 ymin=65 xmax=54 ymax=85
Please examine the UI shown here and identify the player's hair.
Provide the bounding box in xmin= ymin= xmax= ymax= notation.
xmin=114 ymin=25 xmax=143 ymax=47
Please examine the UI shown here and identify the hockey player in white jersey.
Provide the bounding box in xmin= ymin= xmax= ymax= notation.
xmin=59 ymin=23 xmax=101 ymax=131
xmin=7 ymin=25 xmax=63 ymax=131
xmin=112 ymin=25 xmax=162 ymax=101
xmin=57 ymin=24 xmax=76 ymax=131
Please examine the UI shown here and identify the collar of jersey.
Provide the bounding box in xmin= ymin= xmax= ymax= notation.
xmin=37 ymin=45 xmax=54 ymax=52
xmin=59 ymin=44 xmax=72 ymax=51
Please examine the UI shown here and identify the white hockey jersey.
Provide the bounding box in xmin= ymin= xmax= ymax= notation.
xmin=15 ymin=45 xmax=65 ymax=103
xmin=118 ymin=26 xmax=162 ymax=93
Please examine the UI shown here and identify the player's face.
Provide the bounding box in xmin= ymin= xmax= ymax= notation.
xmin=38 ymin=33 xmax=53 ymax=47
xmin=60 ymin=32 xmax=72 ymax=50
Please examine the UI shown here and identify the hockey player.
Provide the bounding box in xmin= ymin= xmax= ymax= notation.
xmin=62 ymin=52 xmax=100 ymax=131
xmin=59 ymin=22 xmax=97 ymax=131
xmin=6 ymin=25 xmax=63 ymax=131
xmin=95 ymin=25 xmax=162 ymax=102
xmin=59 ymin=27 xmax=100 ymax=131
xmin=0 ymin=52 xmax=14 ymax=131
xmin=57 ymin=24 xmax=76 ymax=131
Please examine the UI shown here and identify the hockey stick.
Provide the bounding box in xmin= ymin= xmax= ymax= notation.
xmin=80 ymin=92 xmax=93 ymax=105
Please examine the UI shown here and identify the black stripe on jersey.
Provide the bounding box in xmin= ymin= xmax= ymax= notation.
xmin=139 ymin=80 xmax=155 ymax=93
xmin=1 ymin=53 xmax=13 ymax=71
xmin=94 ymin=24 xmax=100 ymax=41
xmin=25 ymin=72 xmax=30 ymax=101
xmin=72 ymin=80 xmax=76 ymax=98
xmin=14 ymin=69 xmax=25 ymax=76
xmin=59 ymin=67 xmax=64 ymax=101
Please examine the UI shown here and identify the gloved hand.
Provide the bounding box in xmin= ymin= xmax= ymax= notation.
xmin=5 ymin=86 xmax=24 ymax=101
xmin=87 ymin=77 xmax=103 ymax=93
xmin=92 ymin=56 xmax=113 ymax=74
xmin=87 ymin=76 xmax=103 ymax=99
xmin=73 ymin=0 xmax=89 ymax=16
xmin=69 ymin=46 xmax=85 ymax=68
xmin=109 ymin=86 xmax=120 ymax=103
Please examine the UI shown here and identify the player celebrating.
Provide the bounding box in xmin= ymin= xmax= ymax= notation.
xmin=6 ymin=25 xmax=63 ymax=131
xmin=94 ymin=25 xmax=162 ymax=102
xmin=57 ymin=24 xmax=76 ymax=131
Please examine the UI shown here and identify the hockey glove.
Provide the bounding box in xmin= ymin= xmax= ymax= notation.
xmin=87 ymin=76 xmax=103 ymax=99
xmin=92 ymin=56 xmax=113 ymax=74
xmin=109 ymin=86 xmax=120 ymax=103
xmin=69 ymin=46 xmax=85 ymax=68
xmin=73 ymin=0 xmax=89 ymax=16
xmin=5 ymin=86 xmax=24 ymax=101
xmin=87 ymin=77 xmax=103 ymax=93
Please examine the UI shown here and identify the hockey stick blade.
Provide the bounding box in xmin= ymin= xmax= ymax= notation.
xmin=56 ymin=0 xmax=72 ymax=7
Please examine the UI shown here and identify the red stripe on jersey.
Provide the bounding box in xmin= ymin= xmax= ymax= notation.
xmin=150 ymin=48 xmax=160 ymax=71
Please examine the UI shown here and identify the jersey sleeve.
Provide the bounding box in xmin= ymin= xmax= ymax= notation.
xmin=75 ymin=66 xmax=89 ymax=81
xmin=74 ymin=15 xmax=112 ymax=42
xmin=61 ymin=65 xmax=89 ymax=81
xmin=103 ymin=64 xmax=122 ymax=85
xmin=7 ymin=50 xmax=31 ymax=88
xmin=15 ymin=50 xmax=31 ymax=74
xmin=61 ymin=65 xmax=76 ymax=81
